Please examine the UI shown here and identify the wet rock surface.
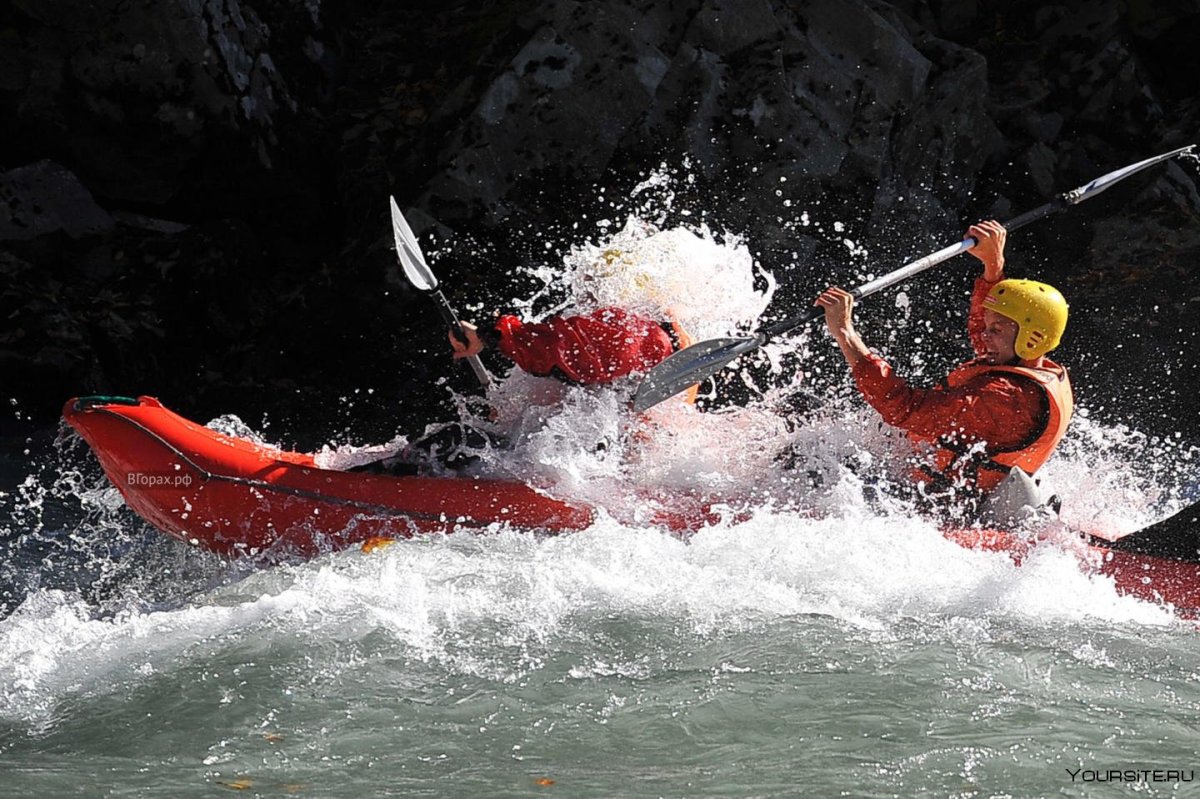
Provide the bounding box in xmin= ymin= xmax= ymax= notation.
xmin=1 ymin=0 xmax=1197 ymax=443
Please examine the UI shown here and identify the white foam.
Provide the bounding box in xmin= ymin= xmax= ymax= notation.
xmin=0 ymin=586 xmax=282 ymax=726
xmin=514 ymin=218 xmax=774 ymax=342
xmin=1 ymin=503 xmax=1177 ymax=727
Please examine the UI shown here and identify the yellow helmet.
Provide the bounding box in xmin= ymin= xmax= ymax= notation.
xmin=983 ymin=279 xmax=1068 ymax=359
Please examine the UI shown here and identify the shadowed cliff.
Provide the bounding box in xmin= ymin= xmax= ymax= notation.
xmin=2 ymin=0 xmax=1197 ymax=444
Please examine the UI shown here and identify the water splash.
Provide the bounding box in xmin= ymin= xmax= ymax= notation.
xmin=0 ymin=426 xmax=230 ymax=622
xmin=0 ymin=510 xmax=1177 ymax=728
xmin=509 ymin=217 xmax=774 ymax=343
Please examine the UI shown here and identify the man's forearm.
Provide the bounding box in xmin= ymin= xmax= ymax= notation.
xmin=833 ymin=326 xmax=870 ymax=367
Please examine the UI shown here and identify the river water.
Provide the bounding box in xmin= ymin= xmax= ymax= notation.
xmin=4 ymin=219 xmax=1200 ymax=797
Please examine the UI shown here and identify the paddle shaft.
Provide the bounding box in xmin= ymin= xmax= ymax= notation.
xmin=428 ymin=289 xmax=493 ymax=387
xmin=389 ymin=197 xmax=493 ymax=389
xmin=757 ymin=200 xmax=1066 ymax=340
xmin=757 ymin=143 xmax=1195 ymax=340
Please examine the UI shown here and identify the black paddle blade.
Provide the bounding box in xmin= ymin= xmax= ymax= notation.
xmin=1100 ymin=500 xmax=1200 ymax=563
xmin=633 ymin=336 xmax=762 ymax=412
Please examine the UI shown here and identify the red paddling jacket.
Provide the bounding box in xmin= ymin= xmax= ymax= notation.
xmin=490 ymin=307 xmax=688 ymax=386
xmin=851 ymin=278 xmax=1073 ymax=493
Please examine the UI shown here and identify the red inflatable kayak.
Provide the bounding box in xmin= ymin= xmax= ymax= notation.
xmin=63 ymin=396 xmax=597 ymax=558
xmin=64 ymin=396 xmax=1200 ymax=614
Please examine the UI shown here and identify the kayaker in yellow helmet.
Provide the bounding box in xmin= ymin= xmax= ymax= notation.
xmin=814 ymin=220 xmax=1073 ymax=502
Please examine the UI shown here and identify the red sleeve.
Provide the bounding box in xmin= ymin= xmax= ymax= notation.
xmin=967 ymin=276 xmax=1000 ymax=357
xmin=494 ymin=308 xmax=674 ymax=384
xmin=851 ymin=353 xmax=1044 ymax=451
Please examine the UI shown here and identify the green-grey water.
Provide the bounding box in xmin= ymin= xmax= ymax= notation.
xmin=3 ymin=502 xmax=1199 ymax=798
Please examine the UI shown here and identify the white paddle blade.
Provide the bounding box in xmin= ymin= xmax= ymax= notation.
xmin=389 ymin=196 xmax=437 ymax=291
xmin=632 ymin=336 xmax=761 ymax=412
xmin=1066 ymin=144 xmax=1196 ymax=205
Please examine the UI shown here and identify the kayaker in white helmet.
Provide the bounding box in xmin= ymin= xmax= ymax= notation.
xmin=448 ymin=245 xmax=696 ymax=397
xmin=359 ymin=242 xmax=700 ymax=475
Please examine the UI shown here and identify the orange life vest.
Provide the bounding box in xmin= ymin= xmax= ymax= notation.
xmin=916 ymin=359 xmax=1073 ymax=493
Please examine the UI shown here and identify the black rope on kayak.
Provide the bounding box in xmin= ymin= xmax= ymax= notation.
xmin=74 ymin=395 xmax=139 ymax=410
xmin=86 ymin=406 xmax=505 ymax=527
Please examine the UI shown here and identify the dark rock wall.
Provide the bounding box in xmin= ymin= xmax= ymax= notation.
xmin=2 ymin=0 xmax=1197 ymax=443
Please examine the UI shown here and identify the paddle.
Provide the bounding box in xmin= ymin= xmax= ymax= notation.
xmin=633 ymin=144 xmax=1196 ymax=412
xmin=1091 ymin=499 xmax=1200 ymax=563
xmin=389 ymin=197 xmax=493 ymax=388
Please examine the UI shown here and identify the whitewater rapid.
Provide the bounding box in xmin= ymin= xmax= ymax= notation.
xmin=3 ymin=206 xmax=1199 ymax=797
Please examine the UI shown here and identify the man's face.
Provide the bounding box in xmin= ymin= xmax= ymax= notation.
xmin=980 ymin=309 xmax=1020 ymax=364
